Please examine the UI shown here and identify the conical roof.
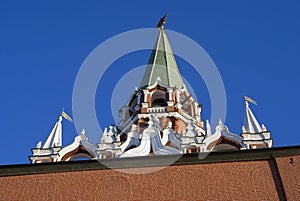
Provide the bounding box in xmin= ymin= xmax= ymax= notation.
xmin=43 ymin=116 xmax=62 ymax=148
xmin=140 ymin=29 xmax=184 ymax=89
xmin=244 ymin=101 xmax=262 ymax=133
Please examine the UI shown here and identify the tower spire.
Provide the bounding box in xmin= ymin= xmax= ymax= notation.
xmin=140 ymin=15 xmax=184 ymax=89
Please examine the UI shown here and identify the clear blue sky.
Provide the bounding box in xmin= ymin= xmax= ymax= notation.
xmin=1 ymin=1 xmax=299 ymax=165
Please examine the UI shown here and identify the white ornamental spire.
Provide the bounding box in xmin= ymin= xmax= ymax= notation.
xmin=42 ymin=115 xmax=63 ymax=148
xmin=243 ymin=99 xmax=262 ymax=134
xmin=206 ymin=120 xmax=212 ymax=136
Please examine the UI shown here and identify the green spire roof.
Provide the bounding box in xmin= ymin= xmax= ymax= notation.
xmin=140 ymin=29 xmax=184 ymax=89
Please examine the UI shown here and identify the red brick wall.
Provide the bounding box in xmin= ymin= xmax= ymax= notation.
xmin=2 ymin=157 xmax=294 ymax=201
xmin=276 ymin=155 xmax=300 ymax=200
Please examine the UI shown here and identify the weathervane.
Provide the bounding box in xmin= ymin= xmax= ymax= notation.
xmin=156 ymin=13 xmax=167 ymax=29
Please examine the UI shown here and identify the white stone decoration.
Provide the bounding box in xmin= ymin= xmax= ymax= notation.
xmin=101 ymin=125 xmax=117 ymax=144
xmin=180 ymin=120 xmax=205 ymax=153
xmin=186 ymin=120 xmax=197 ymax=137
xmin=30 ymin=98 xmax=273 ymax=163
xmin=119 ymin=124 xmax=141 ymax=152
xmin=203 ymin=119 xmax=245 ymax=152
xmin=29 ymin=115 xmax=64 ymax=163
xmin=161 ymin=122 xmax=181 ymax=150
xmin=240 ymin=101 xmax=272 ymax=149
xmin=206 ymin=120 xmax=212 ymax=136
xmin=43 ymin=115 xmax=62 ymax=148
xmin=97 ymin=125 xmax=122 ymax=159
xmin=243 ymin=101 xmax=262 ymax=133
xmin=57 ymin=129 xmax=98 ymax=161
xmin=262 ymin=124 xmax=267 ymax=132
xmin=36 ymin=141 xmax=42 ymax=149
xmin=120 ymin=116 xmax=181 ymax=157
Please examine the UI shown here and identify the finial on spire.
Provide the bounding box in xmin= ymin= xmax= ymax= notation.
xmin=244 ymin=95 xmax=257 ymax=105
xmin=206 ymin=120 xmax=212 ymax=136
xmin=61 ymin=109 xmax=73 ymax=123
xmin=36 ymin=141 xmax=42 ymax=148
xmin=156 ymin=13 xmax=168 ymax=29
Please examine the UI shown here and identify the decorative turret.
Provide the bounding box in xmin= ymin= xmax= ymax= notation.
xmin=180 ymin=120 xmax=205 ymax=153
xmin=29 ymin=115 xmax=63 ymax=163
xmin=97 ymin=125 xmax=122 ymax=159
xmin=240 ymin=96 xmax=272 ymax=149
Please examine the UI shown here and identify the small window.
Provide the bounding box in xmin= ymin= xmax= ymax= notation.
xmin=151 ymin=90 xmax=167 ymax=107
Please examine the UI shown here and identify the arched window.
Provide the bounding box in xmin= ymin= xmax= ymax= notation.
xmin=68 ymin=153 xmax=93 ymax=161
xmin=151 ymin=90 xmax=167 ymax=107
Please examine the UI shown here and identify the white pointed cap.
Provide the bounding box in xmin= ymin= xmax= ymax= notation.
xmin=43 ymin=115 xmax=62 ymax=148
xmin=243 ymin=101 xmax=262 ymax=133
xmin=206 ymin=120 xmax=212 ymax=136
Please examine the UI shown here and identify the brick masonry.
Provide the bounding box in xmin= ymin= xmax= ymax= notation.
xmin=1 ymin=154 xmax=299 ymax=201
xmin=276 ymin=155 xmax=300 ymax=200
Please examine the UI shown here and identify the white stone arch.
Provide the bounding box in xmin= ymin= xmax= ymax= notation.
xmin=57 ymin=132 xmax=98 ymax=161
xmin=68 ymin=152 xmax=93 ymax=161
xmin=203 ymin=120 xmax=245 ymax=152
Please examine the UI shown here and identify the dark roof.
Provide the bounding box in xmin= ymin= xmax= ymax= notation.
xmin=1 ymin=145 xmax=300 ymax=177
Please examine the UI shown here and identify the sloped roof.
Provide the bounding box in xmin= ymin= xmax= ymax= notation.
xmin=140 ymin=29 xmax=184 ymax=89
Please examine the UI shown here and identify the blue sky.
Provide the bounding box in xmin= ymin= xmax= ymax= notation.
xmin=0 ymin=1 xmax=299 ymax=165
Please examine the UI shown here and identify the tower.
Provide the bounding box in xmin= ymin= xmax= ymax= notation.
xmin=118 ymin=17 xmax=205 ymax=152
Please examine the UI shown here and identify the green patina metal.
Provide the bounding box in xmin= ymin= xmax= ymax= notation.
xmin=140 ymin=29 xmax=184 ymax=89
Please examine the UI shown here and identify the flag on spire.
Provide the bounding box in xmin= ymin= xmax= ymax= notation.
xmin=244 ymin=95 xmax=257 ymax=105
xmin=61 ymin=109 xmax=73 ymax=123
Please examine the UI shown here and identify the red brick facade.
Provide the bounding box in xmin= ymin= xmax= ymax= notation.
xmin=275 ymin=155 xmax=300 ymax=200
xmin=1 ymin=152 xmax=299 ymax=201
